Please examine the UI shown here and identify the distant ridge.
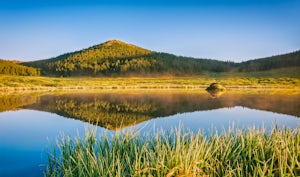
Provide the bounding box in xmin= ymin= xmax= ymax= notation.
xmin=19 ymin=40 xmax=300 ymax=77
xmin=238 ymin=50 xmax=300 ymax=72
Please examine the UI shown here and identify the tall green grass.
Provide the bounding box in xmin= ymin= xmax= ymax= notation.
xmin=46 ymin=127 xmax=300 ymax=177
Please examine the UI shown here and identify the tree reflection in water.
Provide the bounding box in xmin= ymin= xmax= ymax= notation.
xmin=0 ymin=91 xmax=299 ymax=129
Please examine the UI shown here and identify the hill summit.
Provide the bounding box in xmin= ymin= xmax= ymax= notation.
xmin=101 ymin=40 xmax=138 ymax=47
xmin=76 ymin=39 xmax=152 ymax=59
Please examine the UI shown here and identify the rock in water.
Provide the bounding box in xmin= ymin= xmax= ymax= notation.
xmin=206 ymin=83 xmax=226 ymax=91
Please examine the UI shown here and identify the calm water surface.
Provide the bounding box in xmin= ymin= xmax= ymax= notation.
xmin=0 ymin=91 xmax=299 ymax=176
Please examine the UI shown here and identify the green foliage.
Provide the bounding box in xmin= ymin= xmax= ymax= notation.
xmin=0 ymin=59 xmax=40 ymax=76
xmin=24 ymin=40 xmax=235 ymax=76
xmin=14 ymin=40 xmax=300 ymax=77
xmin=238 ymin=50 xmax=300 ymax=72
xmin=46 ymin=126 xmax=300 ymax=177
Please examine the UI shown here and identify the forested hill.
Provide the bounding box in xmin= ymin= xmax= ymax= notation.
xmin=22 ymin=40 xmax=300 ymax=77
xmin=0 ymin=59 xmax=40 ymax=76
xmin=238 ymin=50 xmax=300 ymax=72
xmin=23 ymin=40 xmax=234 ymax=76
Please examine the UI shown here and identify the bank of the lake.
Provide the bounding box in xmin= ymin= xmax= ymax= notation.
xmin=0 ymin=75 xmax=299 ymax=92
xmin=46 ymin=127 xmax=300 ymax=177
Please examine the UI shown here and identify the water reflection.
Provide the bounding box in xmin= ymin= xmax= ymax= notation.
xmin=1 ymin=91 xmax=299 ymax=130
xmin=206 ymin=90 xmax=226 ymax=98
xmin=0 ymin=91 xmax=299 ymax=176
xmin=0 ymin=110 xmax=102 ymax=177
xmin=0 ymin=94 xmax=39 ymax=112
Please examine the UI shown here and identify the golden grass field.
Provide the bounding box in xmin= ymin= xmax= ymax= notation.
xmin=0 ymin=75 xmax=299 ymax=93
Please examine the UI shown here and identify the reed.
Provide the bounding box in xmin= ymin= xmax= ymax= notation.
xmin=45 ymin=126 xmax=300 ymax=177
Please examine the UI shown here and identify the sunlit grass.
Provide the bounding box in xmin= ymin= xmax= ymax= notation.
xmin=1 ymin=75 xmax=299 ymax=92
xmin=46 ymin=126 xmax=300 ymax=177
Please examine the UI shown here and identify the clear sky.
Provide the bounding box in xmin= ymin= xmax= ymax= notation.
xmin=0 ymin=0 xmax=299 ymax=62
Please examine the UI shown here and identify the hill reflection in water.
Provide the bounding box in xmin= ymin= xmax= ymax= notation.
xmin=0 ymin=91 xmax=299 ymax=130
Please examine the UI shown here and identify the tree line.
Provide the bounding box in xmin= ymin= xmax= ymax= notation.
xmin=19 ymin=40 xmax=300 ymax=77
xmin=0 ymin=59 xmax=40 ymax=76
xmin=23 ymin=40 xmax=235 ymax=76
xmin=238 ymin=50 xmax=300 ymax=72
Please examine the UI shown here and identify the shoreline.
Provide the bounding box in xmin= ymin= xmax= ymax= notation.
xmin=1 ymin=86 xmax=300 ymax=94
xmin=1 ymin=75 xmax=299 ymax=93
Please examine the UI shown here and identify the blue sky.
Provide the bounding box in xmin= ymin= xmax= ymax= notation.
xmin=0 ymin=0 xmax=299 ymax=62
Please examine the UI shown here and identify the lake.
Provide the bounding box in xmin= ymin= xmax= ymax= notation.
xmin=0 ymin=90 xmax=299 ymax=176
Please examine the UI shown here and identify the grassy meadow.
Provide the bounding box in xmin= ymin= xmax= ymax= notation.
xmin=46 ymin=126 xmax=300 ymax=177
xmin=1 ymin=74 xmax=300 ymax=92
